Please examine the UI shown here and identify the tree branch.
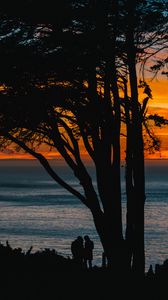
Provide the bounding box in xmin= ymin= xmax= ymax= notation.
xmin=0 ymin=130 xmax=89 ymax=207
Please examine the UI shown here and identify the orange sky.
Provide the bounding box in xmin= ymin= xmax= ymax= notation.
xmin=144 ymin=79 xmax=168 ymax=159
xmin=0 ymin=79 xmax=167 ymax=160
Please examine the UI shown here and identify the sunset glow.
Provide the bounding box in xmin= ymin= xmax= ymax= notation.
xmin=0 ymin=79 xmax=167 ymax=160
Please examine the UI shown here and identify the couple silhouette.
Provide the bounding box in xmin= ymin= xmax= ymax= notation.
xmin=71 ymin=235 xmax=94 ymax=269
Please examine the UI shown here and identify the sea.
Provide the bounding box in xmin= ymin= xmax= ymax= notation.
xmin=0 ymin=158 xmax=168 ymax=272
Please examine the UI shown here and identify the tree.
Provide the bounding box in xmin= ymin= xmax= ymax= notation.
xmin=0 ymin=0 xmax=167 ymax=276
xmin=0 ymin=0 xmax=124 ymax=271
xmin=123 ymin=0 xmax=168 ymax=275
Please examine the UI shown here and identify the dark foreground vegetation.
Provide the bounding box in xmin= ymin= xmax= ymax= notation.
xmin=0 ymin=242 xmax=167 ymax=299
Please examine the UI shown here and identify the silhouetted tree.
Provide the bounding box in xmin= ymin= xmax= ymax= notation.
xmin=123 ymin=0 xmax=168 ymax=276
xmin=0 ymin=0 xmax=125 ymax=271
xmin=0 ymin=0 xmax=167 ymax=276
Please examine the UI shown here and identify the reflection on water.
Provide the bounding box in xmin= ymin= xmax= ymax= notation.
xmin=0 ymin=159 xmax=168 ymax=271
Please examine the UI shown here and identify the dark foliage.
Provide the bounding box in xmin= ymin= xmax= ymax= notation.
xmin=0 ymin=241 xmax=79 ymax=272
xmin=0 ymin=240 xmax=168 ymax=300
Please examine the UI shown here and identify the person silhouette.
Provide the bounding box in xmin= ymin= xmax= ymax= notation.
xmin=71 ymin=236 xmax=84 ymax=268
xmin=83 ymin=235 xmax=94 ymax=269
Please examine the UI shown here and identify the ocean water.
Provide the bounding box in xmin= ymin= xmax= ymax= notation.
xmin=0 ymin=158 xmax=168 ymax=271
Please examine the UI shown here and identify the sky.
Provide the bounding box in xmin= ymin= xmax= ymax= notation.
xmin=0 ymin=79 xmax=167 ymax=161
xmin=144 ymin=79 xmax=168 ymax=159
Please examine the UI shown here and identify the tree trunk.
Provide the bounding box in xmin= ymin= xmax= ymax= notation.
xmin=91 ymin=204 xmax=124 ymax=271
xmin=124 ymin=86 xmax=135 ymax=271
xmin=126 ymin=6 xmax=145 ymax=275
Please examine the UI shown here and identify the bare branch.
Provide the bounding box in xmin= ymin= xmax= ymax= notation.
xmin=0 ymin=130 xmax=89 ymax=207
